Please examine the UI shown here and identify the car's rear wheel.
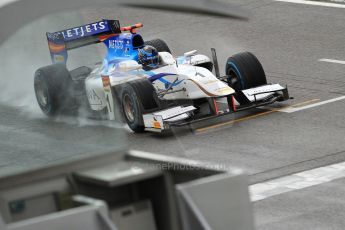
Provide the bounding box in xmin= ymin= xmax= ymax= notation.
xmin=35 ymin=76 xmax=51 ymax=113
xmin=225 ymin=52 xmax=267 ymax=104
xmin=144 ymin=38 xmax=171 ymax=53
xmin=120 ymin=79 xmax=159 ymax=133
xmin=34 ymin=63 xmax=75 ymax=116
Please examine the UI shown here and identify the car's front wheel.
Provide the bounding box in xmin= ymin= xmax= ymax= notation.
xmin=225 ymin=52 xmax=267 ymax=104
xmin=120 ymin=79 xmax=159 ymax=133
xmin=121 ymin=84 xmax=145 ymax=132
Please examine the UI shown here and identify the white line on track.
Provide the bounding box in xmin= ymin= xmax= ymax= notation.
xmin=278 ymin=96 xmax=345 ymax=113
xmin=250 ymin=161 xmax=345 ymax=201
xmin=275 ymin=0 xmax=345 ymax=8
xmin=319 ymin=58 xmax=345 ymax=65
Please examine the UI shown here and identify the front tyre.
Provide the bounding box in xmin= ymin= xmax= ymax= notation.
xmin=225 ymin=52 xmax=267 ymax=104
xmin=120 ymin=79 xmax=159 ymax=133
xmin=225 ymin=52 xmax=267 ymax=90
xmin=121 ymin=84 xmax=146 ymax=133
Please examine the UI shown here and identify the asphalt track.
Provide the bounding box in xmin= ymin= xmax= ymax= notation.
xmin=1 ymin=0 xmax=345 ymax=229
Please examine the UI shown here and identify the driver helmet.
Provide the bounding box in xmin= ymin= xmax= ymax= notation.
xmin=138 ymin=45 xmax=159 ymax=70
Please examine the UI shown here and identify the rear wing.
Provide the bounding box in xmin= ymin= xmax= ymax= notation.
xmin=46 ymin=19 xmax=121 ymax=64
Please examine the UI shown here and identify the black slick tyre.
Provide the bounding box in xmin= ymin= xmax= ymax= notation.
xmin=144 ymin=39 xmax=171 ymax=53
xmin=225 ymin=52 xmax=267 ymax=104
xmin=226 ymin=52 xmax=267 ymax=90
xmin=34 ymin=63 xmax=75 ymax=116
xmin=121 ymin=79 xmax=158 ymax=133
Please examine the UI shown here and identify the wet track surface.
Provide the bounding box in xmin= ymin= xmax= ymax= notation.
xmin=254 ymin=177 xmax=345 ymax=230
xmin=1 ymin=0 xmax=345 ymax=229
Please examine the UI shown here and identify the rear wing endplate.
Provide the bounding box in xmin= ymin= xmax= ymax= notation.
xmin=46 ymin=19 xmax=121 ymax=64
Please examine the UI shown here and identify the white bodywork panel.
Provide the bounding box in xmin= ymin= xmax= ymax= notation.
xmin=151 ymin=64 xmax=234 ymax=100
xmin=85 ymin=51 xmax=235 ymax=112
xmin=159 ymin=52 xmax=176 ymax=65
xmin=85 ymin=67 xmax=107 ymax=111
xmin=176 ymin=52 xmax=212 ymax=66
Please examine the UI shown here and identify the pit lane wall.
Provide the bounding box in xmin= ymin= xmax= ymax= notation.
xmin=0 ymin=150 xmax=254 ymax=230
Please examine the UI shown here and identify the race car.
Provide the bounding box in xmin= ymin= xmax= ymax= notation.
xmin=34 ymin=19 xmax=290 ymax=133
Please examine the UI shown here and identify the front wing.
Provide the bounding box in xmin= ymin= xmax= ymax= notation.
xmin=143 ymin=84 xmax=290 ymax=132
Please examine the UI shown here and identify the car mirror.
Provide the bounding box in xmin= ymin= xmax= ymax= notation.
xmin=184 ymin=50 xmax=198 ymax=57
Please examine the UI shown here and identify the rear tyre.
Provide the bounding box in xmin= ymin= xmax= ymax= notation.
xmin=225 ymin=52 xmax=267 ymax=104
xmin=144 ymin=39 xmax=171 ymax=53
xmin=34 ymin=63 xmax=75 ymax=116
xmin=121 ymin=79 xmax=158 ymax=133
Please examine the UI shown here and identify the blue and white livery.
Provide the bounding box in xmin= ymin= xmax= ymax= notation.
xmin=36 ymin=19 xmax=290 ymax=133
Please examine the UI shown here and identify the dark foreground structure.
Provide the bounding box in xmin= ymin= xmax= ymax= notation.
xmin=0 ymin=150 xmax=254 ymax=230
